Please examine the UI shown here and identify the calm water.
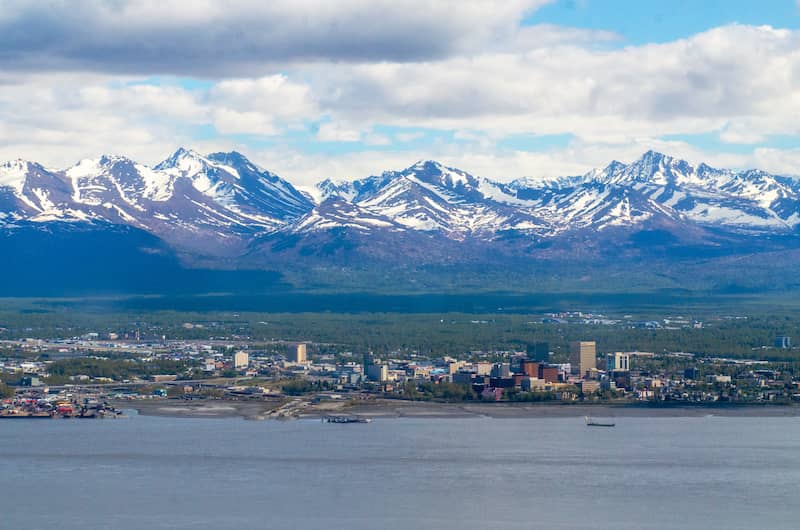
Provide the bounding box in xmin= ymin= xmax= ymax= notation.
xmin=1 ymin=413 xmax=798 ymax=529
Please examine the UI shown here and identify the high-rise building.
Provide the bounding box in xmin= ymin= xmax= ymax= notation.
xmin=605 ymin=352 xmax=630 ymax=372
xmin=233 ymin=351 xmax=249 ymax=369
xmin=526 ymin=342 xmax=549 ymax=362
xmin=366 ymin=363 xmax=388 ymax=382
xmin=570 ymin=341 xmax=597 ymax=378
xmin=289 ymin=343 xmax=307 ymax=363
xmin=363 ymin=352 xmax=374 ymax=370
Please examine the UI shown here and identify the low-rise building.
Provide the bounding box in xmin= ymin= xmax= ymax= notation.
xmin=521 ymin=377 xmax=545 ymax=391
xmin=580 ymin=380 xmax=600 ymax=394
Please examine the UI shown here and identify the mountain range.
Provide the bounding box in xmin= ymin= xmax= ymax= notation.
xmin=2 ymin=148 xmax=800 ymax=295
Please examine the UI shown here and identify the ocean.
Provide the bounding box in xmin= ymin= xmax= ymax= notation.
xmin=1 ymin=412 xmax=798 ymax=529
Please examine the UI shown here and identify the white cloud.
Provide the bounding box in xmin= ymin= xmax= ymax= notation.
xmin=395 ymin=132 xmax=425 ymax=143
xmin=316 ymin=122 xmax=362 ymax=143
xmin=0 ymin=17 xmax=798 ymax=184
xmin=0 ymin=72 xmax=317 ymax=164
xmin=0 ymin=0 xmax=553 ymax=75
xmin=363 ymin=133 xmax=391 ymax=146
xmin=304 ymin=24 xmax=800 ymax=143
xmin=751 ymin=147 xmax=800 ymax=176
xmin=210 ymin=76 xmax=317 ymax=120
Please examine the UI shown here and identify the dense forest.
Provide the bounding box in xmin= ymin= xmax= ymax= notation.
xmin=1 ymin=301 xmax=799 ymax=360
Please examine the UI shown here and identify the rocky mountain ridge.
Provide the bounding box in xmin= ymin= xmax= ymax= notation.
xmin=1 ymin=149 xmax=798 ymax=263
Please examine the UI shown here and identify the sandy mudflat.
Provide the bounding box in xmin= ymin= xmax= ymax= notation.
xmin=117 ymin=398 xmax=800 ymax=420
xmin=345 ymin=400 xmax=800 ymax=419
xmin=116 ymin=399 xmax=282 ymax=420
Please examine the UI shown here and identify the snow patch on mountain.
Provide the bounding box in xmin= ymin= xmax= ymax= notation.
xmin=0 ymin=160 xmax=32 ymax=194
xmin=1 ymin=149 xmax=799 ymax=253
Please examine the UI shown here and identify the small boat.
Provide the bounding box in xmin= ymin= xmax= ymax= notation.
xmin=585 ymin=415 xmax=615 ymax=427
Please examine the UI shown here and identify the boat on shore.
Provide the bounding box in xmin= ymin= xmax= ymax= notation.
xmin=585 ymin=416 xmax=615 ymax=427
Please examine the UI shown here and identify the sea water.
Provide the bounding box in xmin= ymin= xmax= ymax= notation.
xmin=0 ymin=412 xmax=798 ymax=529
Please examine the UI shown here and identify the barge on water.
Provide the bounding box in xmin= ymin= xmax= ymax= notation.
xmin=585 ymin=416 xmax=615 ymax=427
xmin=322 ymin=416 xmax=372 ymax=424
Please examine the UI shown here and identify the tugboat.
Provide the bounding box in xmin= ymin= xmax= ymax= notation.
xmin=585 ymin=416 xmax=615 ymax=427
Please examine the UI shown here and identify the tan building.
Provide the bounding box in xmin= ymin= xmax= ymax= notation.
xmin=570 ymin=341 xmax=597 ymax=378
xmin=446 ymin=360 xmax=464 ymax=375
xmin=606 ymin=352 xmax=630 ymax=371
xmin=233 ymin=351 xmax=249 ymax=369
xmin=580 ymin=380 xmax=600 ymax=394
xmin=475 ymin=362 xmax=493 ymax=376
xmin=289 ymin=343 xmax=307 ymax=363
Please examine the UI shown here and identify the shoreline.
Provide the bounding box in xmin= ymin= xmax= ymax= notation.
xmin=116 ymin=398 xmax=800 ymax=420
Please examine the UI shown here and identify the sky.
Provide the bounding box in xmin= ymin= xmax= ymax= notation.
xmin=0 ymin=0 xmax=799 ymax=185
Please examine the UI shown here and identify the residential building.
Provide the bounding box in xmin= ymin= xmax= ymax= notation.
xmin=203 ymin=358 xmax=216 ymax=372
xmin=233 ymin=351 xmax=249 ymax=369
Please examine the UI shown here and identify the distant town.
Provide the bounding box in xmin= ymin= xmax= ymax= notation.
xmin=2 ymin=315 xmax=798 ymax=419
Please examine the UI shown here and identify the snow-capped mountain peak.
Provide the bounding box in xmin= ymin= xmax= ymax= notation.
xmin=154 ymin=147 xmax=204 ymax=170
xmin=151 ymin=147 xmax=248 ymax=209
xmin=403 ymin=160 xmax=480 ymax=191
xmin=0 ymin=159 xmax=38 ymax=192
xmin=207 ymin=151 xmax=261 ymax=174
xmin=1 ymin=149 xmax=799 ymax=260
xmin=593 ymin=150 xmax=695 ymax=186
xmin=65 ymin=154 xmax=174 ymax=204
xmin=311 ymin=178 xmax=357 ymax=203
